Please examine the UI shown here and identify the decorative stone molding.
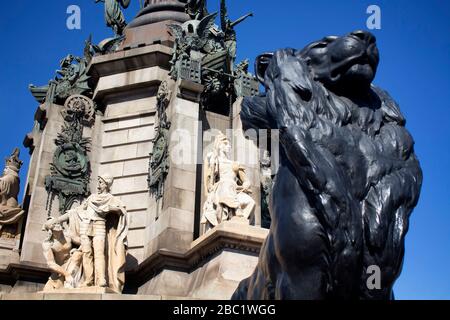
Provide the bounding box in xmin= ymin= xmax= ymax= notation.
xmin=0 ymin=263 xmax=50 ymax=286
xmin=126 ymin=220 xmax=268 ymax=287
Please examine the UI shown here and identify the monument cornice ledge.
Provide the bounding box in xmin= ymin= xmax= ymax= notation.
xmin=93 ymin=66 xmax=169 ymax=102
xmin=126 ymin=221 xmax=269 ymax=287
xmin=0 ymin=292 xmax=201 ymax=301
xmin=0 ymin=263 xmax=50 ymax=285
xmin=88 ymin=44 xmax=172 ymax=81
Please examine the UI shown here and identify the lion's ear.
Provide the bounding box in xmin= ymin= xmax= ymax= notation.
xmin=255 ymin=52 xmax=274 ymax=85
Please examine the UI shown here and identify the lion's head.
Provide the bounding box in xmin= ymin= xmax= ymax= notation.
xmin=256 ymin=30 xmax=379 ymax=95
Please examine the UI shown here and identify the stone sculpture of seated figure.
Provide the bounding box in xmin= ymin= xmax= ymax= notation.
xmin=0 ymin=148 xmax=25 ymax=239
xmin=201 ymin=134 xmax=255 ymax=234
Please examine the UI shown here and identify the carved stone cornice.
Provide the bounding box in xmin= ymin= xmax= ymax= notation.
xmin=0 ymin=263 xmax=50 ymax=286
xmin=88 ymin=44 xmax=173 ymax=86
xmin=126 ymin=221 xmax=268 ymax=287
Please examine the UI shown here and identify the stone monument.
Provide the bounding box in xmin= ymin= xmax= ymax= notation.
xmin=0 ymin=2 xmax=422 ymax=301
xmin=0 ymin=0 xmax=267 ymax=299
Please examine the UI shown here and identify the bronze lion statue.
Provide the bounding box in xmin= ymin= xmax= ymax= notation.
xmin=233 ymin=30 xmax=423 ymax=300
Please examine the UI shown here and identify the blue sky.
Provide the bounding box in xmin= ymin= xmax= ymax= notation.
xmin=0 ymin=0 xmax=448 ymax=299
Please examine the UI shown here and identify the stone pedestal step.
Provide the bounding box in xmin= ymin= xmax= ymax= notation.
xmin=0 ymin=292 xmax=200 ymax=300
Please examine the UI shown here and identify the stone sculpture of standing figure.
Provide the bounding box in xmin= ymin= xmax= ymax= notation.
xmin=95 ymin=0 xmax=131 ymax=36
xmin=201 ymin=134 xmax=255 ymax=233
xmin=43 ymin=175 xmax=128 ymax=293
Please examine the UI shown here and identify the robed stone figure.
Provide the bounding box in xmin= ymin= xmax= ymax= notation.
xmin=201 ymin=134 xmax=255 ymax=233
xmin=43 ymin=175 xmax=128 ymax=293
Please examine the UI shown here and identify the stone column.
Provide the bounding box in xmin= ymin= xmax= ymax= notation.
xmin=143 ymin=79 xmax=204 ymax=258
xmin=20 ymin=103 xmax=66 ymax=267
xmin=232 ymin=97 xmax=262 ymax=227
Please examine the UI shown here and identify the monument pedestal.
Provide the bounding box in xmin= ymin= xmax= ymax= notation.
xmin=1 ymin=0 xmax=268 ymax=299
xmin=1 ymin=292 xmax=199 ymax=301
xmin=133 ymin=221 xmax=268 ymax=299
xmin=39 ymin=287 xmax=117 ymax=295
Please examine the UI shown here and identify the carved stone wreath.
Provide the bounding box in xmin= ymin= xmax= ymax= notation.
xmin=52 ymin=142 xmax=89 ymax=179
xmin=63 ymin=94 xmax=95 ymax=125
